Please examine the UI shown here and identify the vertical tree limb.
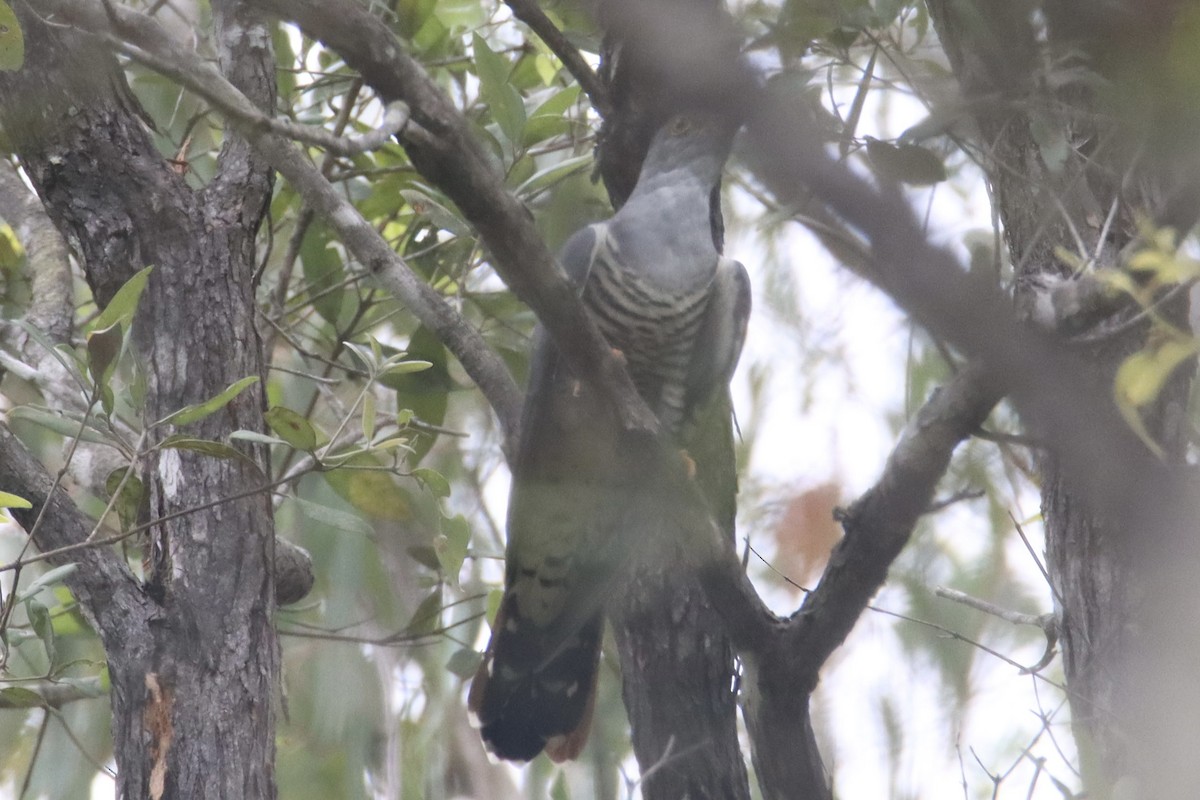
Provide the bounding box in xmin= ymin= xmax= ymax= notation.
xmin=0 ymin=3 xmax=280 ymax=795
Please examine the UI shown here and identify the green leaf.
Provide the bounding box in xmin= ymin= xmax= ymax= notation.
xmin=865 ymin=137 xmax=947 ymax=185
xmin=0 ymin=1 xmax=24 ymax=72
xmin=381 ymin=327 xmax=452 ymax=464
xmin=410 ymin=467 xmax=450 ymax=498
xmin=473 ymin=32 xmax=526 ymax=144
xmin=436 ymin=0 xmax=487 ymax=31
xmin=158 ymin=375 xmax=259 ymax=427
xmin=159 ymin=435 xmax=258 ymax=468
xmin=86 ymin=322 xmax=124 ymax=388
xmin=446 ymin=647 xmax=483 ymax=679
xmin=94 ymin=265 xmax=153 ymax=331
xmin=361 ymin=390 xmax=376 ymax=444
xmin=228 ymin=429 xmax=292 ymax=447
xmin=1127 ymin=244 xmax=1200 ymax=288
xmin=404 ymin=587 xmax=443 ymax=636
xmin=0 ymin=490 xmax=31 ymax=509
xmin=54 ymin=676 xmax=104 ymax=698
xmin=26 ymin=598 xmax=55 ymax=666
xmin=1114 ymin=334 xmax=1199 ymax=459
xmin=99 ymin=382 xmax=115 ymax=418
xmin=6 ymin=406 xmax=114 ymax=446
xmin=380 ymin=359 xmax=433 ymax=376
xmin=530 ymin=84 xmax=582 ymax=120
xmin=265 ymin=405 xmax=319 ymax=452
xmin=522 ymin=85 xmax=581 ymax=147
xmin=1114 ymin=337 xmax=1198 ymax=409
xmin=323 ymin=454 xmax=412 ymax=520
xmin=290 ymin=496 xmax=374 ymax=537
xmin=0 ymin=688 xmax=43 ymax=709
xmin=17 ymin=321 xmax=91 ymax=393
xmin=300 ymin=225 xmax=349 ymax=327
xmin=396 ymin=0 xmax=437 ymax=37
xmin=515 ymin=154 xmax=593 ymax=200
xmin=399 ymin=188 xmax=471 ymax=236
xmin=436 ymin=514 xmax=470 ymax=585
xmin=486 ymin=587 xmax=503 ymax=626
xmin=406 ymin=544 xmax=440 ymax=571
xmin=16 ymin=564 xmax=77 ymax=604
xmin=900 ymin=105 xmax=968 ymax=143
xmin=550 ymin=771 xmax=571 ymax=800
xmin=369 ymin=436 xmax=412 ymax=455
xmin=0 ymin=223 xmax=21 ymax=270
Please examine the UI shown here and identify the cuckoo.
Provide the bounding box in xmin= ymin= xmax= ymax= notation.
xmin=469 ymin=112 xmax=750 ymax=762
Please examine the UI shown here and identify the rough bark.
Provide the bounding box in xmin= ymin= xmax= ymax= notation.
xmin=0 ymin=3 xmax=280 ymax=796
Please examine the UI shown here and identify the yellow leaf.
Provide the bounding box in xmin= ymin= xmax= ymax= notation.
xmin=323 ymin=454 xmax=411 ymax=520
xmin=1114 ymin=337 xmax=1197 ymax=409
xmin=0 ymin=2 xmax=24 ymax=72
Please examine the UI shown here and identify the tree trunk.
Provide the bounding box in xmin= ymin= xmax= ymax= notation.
xmin=0 ymin=3 xmax=280 ymax=796
xmin=927 ymin=2 xmax=1200 ymax=795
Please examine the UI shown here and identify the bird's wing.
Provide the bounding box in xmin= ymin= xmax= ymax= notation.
xmin=469 ymin=223 xmax=619 ymax=762
xmin=685 ymin=256 xmax=751 ymax=415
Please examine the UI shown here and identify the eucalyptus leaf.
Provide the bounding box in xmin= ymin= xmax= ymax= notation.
xmin=94 ymin=265 xmax=153 ymax=331
xmin=16 ymin=564 xmax=78 ymax=604
xmin=446 ymin=648 xmax=483 ymax=679
xmin=7 ymin=406 xmax=115 ymax=446
xmin=472 ymin=32 xmax=526 ymax=145
xmin=436 ymin=514 xmax=470 ymax=585
xmin=26 ymin=598 xmax=55 ymax=666
xmin=158 ymin=375 xmax=259 ymax=427
xmin=0 ymin=490 xmax=31 ymax=509
xmin=0 ymin=1 xmax=24 ymax=71
xmin=0 ymin=687 xmax=43 ymax=709
xmin=404 ymin=588 xmax=443 ymax=636
xmin=265 ymin=406 xmax=319 ymax=452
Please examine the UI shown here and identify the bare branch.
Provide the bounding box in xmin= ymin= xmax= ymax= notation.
xmin=934 ymin=586 xmax=1049 ymax=629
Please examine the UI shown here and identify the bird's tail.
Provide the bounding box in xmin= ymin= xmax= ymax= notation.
xmin=468 ymin=599 xmax=604 ymax=762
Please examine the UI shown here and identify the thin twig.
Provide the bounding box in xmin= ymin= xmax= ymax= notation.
xmin=925 ymin=488 xmax=985 ymax=514
xmin=934 ymin=585 xmax=1048 ymax=628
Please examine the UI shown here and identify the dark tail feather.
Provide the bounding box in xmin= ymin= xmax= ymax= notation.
xmin=469 ymin=603 xmax=604 ymax=762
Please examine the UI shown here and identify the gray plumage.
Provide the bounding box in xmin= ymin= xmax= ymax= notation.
xmin=470 ymin=113 xmax=750 ymax=762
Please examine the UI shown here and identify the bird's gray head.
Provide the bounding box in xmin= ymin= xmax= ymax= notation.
xmin=638 ymin=113 xmax=738 ymax=186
